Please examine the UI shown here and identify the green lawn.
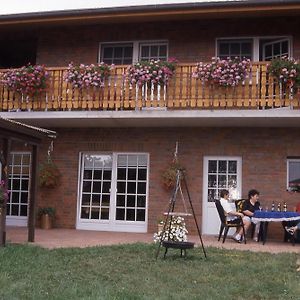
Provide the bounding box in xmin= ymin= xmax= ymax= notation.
xmin=0 ymin=243 xmax=299 ymax=300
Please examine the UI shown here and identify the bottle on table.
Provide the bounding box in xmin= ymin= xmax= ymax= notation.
xmin=277 ymin=202 xmax=281 ymax=212
xmin=271 ymin=201 xmax=275 ymax=211
xmin=283 ymin=202 xmax=287 ymax=212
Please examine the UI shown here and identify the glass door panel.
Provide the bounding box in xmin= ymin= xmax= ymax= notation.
xmin=80 ymin=154 xmax=112 ymax=220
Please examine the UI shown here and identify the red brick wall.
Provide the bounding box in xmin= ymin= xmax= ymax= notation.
xmin=33 ymin=126 xmax=300 ymax=239
xmin=35 ymin=16 xmax=300 ymax=66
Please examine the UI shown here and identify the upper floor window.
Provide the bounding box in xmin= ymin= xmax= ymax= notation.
xmin=139 ymin=43 xmax=168 ymax=61
xmin=99 ymin=41 xmax=168 ymax=64
xmin=216 ymin=37 xmax=291 ymax=61
xmin=287 ymin=159 xmax=300 ymax=192
xmin=217 ymin=39 xmax=252 ymax=60
xmin=101 ymin=43 xmax=133 ymax=65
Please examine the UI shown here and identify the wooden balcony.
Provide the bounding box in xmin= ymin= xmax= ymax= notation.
xmin=0 ymin=63 xmax=299 ymax=112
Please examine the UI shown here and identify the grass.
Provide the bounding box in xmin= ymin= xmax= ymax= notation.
xmin=0 ymin=243 xmax=299 ymax=300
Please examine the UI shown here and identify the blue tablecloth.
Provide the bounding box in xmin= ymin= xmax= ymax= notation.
xmin=253 ymin=211 xmax=300 ymax=222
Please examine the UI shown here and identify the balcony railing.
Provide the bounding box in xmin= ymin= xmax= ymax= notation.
xmin=0 ymin=63 xmax=299 ymax=112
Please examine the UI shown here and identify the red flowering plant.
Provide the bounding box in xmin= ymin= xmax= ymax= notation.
xmin=126 ymin=58 xmax=177 ymax=87
xmin=2 ymin=64 xmax=49 ymax=96
xmin=0 ymin=180 xmax=9 ymax=206
xmin=193 ymin=57 xmax=251 ymax=87
xmin=64 ymin=62 xmax=113 ymax=89
xmin=267 ymin=56 xmax=300 ymax=89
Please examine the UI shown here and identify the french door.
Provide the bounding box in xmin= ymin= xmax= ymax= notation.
xmin=6 ymin=152 xmax=31 ymax=227
xmin=77 ymin=153 xmax=149 ymax=232
xmin=202 ymin=156 xmax=242 ymax=235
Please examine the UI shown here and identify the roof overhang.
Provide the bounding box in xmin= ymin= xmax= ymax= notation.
xmin=1 ymin=1 xmax=300 ymax=28
xmin=1 ymin=108 xmax=300 ymax=128
xmin=0 ymin=117 xmax=56 ymax=145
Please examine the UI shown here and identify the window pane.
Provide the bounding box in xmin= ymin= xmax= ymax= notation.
xmin=128 ymin=168 xmax=137 ymax=180
xmin=218 ymin=161 xmax=227 ymax=173
xmin=219 ymin=43 xmax=229 ymax=56
xmin=150 ymin=45 xmax=159 ymax=57
xmin=208 ymin=175 xmax=217 ymax=188
xmin=288 ymin=161 xmax=300 ymax=189
xmin=101 ymin=44 xmax=133 ymax=64
xmin=208 ymin=160 xmax=217 ymax=173
xmin=103 ymin=47 xmax=113 ymax=59
xmin=116 ymin=208 xmax=125 ymax=220
xmin=127 ymin=195 xmax=136 ymax=207
xmin=228 ymin=161 xmax=237 ymax=174
xmin=137 ymin=209 xmax=145 ymax=221
xmin=141 ymin=46 xmax=149 ymax=58
xmin=117 ymin=195 xmax=125 ymax=206
xmin=126 ymin=209 xmax=135 ymax=221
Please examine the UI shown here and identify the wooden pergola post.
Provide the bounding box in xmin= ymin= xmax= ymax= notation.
xmin=28 ymin=144 xmax=38 ymax=242
xmin=0 ymin=117 xmax=56 ymax=247
xmin=0 ymin=137 xmax=11 ymax=246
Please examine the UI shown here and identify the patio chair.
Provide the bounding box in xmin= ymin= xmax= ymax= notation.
xmin=235 ymin=199 xmax=256 ymax=238
xmin=215 ymin=199 xmax=246 ymax=244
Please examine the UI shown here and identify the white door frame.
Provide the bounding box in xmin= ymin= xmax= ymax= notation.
xmin=202 ymin=156 xmax=242 ymax=235
xmin=76 ymin=152 xmax=149 ymax=233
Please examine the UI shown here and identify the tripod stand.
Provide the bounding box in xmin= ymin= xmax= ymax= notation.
xmin=155 ymin=168 xmax=207 ymax=259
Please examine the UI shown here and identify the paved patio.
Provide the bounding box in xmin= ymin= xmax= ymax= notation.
xmin=5 ymin=226 xmax=299 ymax=253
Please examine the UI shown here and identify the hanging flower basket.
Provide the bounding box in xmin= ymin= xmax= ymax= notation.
xmin=2 ymin=64 xmax=49 ymax=96
xmin=161 ymin=160 xmax=184 ymax=190
xmin=39 ymin=160 xmax=61 ymax=188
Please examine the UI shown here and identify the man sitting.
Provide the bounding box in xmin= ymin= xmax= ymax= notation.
xmin=242 ymin=189 xmax=261 ymax=241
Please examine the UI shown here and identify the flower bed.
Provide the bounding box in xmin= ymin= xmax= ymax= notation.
xmin=126 ymin=58 xmax=177 ymax=87
xmin=193 ymin=57 xmax=251 ymax=87
xmin=65 ymin=62 xmax=113 ymax=89
xmin=2 ymin=64 xmax=49 ymax=96
xmin=153 ymin=216 xmax=188 ymax=242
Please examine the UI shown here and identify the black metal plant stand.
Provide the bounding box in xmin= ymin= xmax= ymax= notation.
xmin=155 ymin=168 xmax=207 ymax=259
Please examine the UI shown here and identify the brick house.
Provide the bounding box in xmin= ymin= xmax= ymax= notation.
xmin=1 ymin=0 xmax=300 ymax=238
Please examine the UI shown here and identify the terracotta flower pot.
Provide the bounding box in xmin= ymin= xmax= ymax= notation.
xmin=40 ymin=214 xmax=53 ymax=229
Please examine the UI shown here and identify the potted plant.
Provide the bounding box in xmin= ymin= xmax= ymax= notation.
xmin=153 ymin=216 xmax=188 ymax=243
xmin=268 ymin=56 xmax=300 ymax=90
xmin=64 ymin=62 xmax=113 ymax=89
xmin=126 ymin=58 xmax=177 ymax=87
xmin=2 ymin=64 xmax=49 ymax=97
xmin=193 ymin=56 xmax=251 ymax=87
xmin=39 ymin=159 xmax=61 ymax=188
xmin=38 ymin=207 xmax=55 ymax=229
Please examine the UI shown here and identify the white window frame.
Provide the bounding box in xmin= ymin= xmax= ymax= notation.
xmin=216 ymin=36 xmax=293 ymax=61
xmin=76 ymin=152 xmax=150 ymax=233
xmin=287 ymin=158 xmax=300 ymax=190
xmin=99 ymin=40 xmax=169 ymax=64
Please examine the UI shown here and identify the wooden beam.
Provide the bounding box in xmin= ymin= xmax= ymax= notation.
xmin=0 ymin=137 xmax=11 ymax=247
xmin=28 ymin=144 xmax=38 ymax=242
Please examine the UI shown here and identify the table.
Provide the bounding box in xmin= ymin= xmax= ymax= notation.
xmin=252 ymin=211 xmax=300 ymax=244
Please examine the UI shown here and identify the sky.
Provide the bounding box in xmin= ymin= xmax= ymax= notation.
xmin=0 ymin=0 xmax=236 ymax=15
